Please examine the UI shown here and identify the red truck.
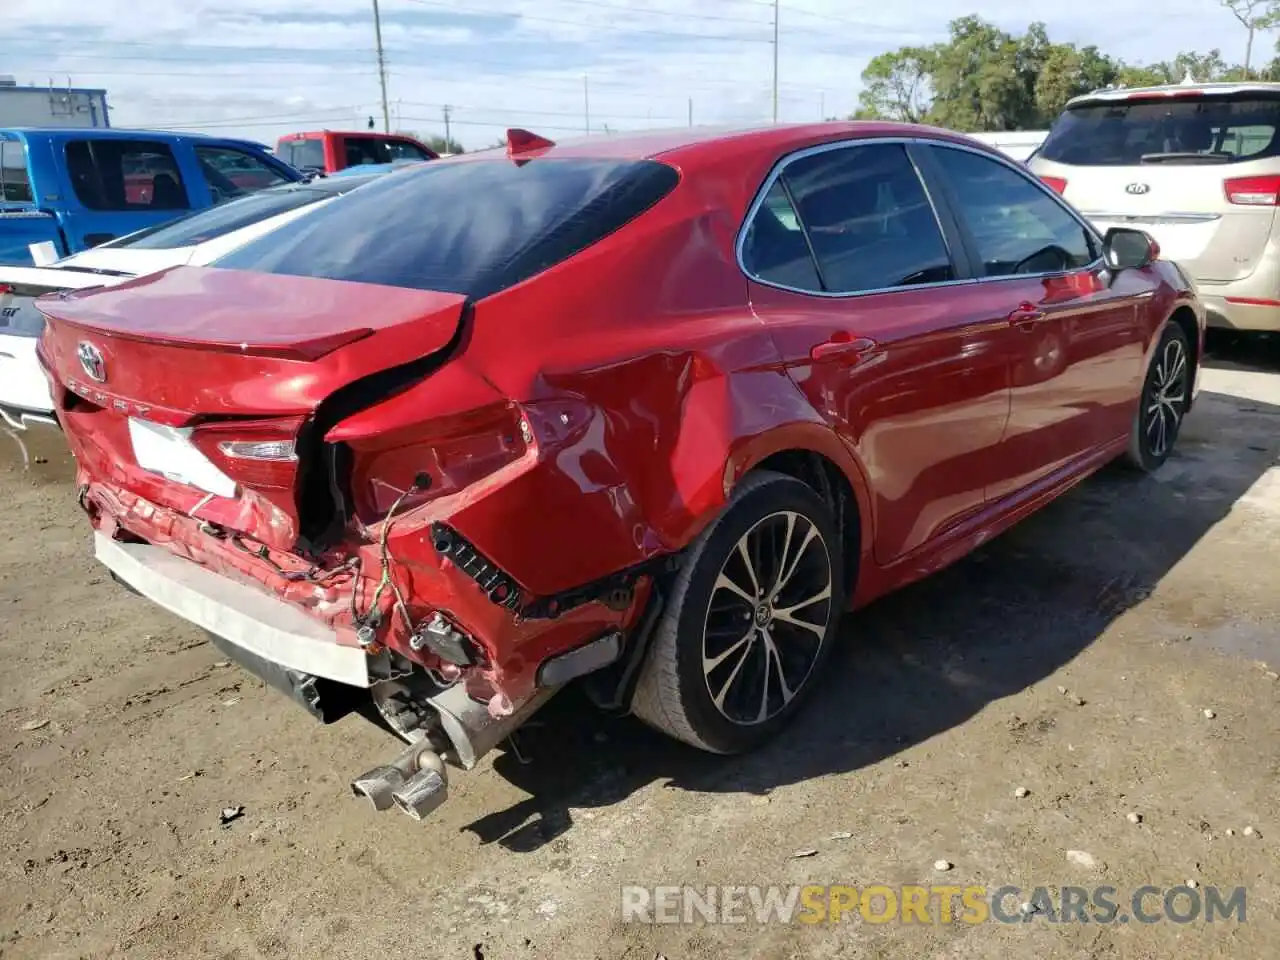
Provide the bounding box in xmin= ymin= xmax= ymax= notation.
xmin=275 ymin=130 xmax=438 ymax=175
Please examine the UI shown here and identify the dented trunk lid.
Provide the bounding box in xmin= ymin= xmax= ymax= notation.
xmin=38 ymin=265 xmax=467 ymax=548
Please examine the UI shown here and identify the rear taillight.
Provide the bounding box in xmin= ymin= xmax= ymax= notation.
xmin=1040 ymin=176 xmax=1068 ymax=194
xmin=190 ymin=418 xmax=304 ymax=491
xmin=1224 ymin=175 xmax=1280 ymax=206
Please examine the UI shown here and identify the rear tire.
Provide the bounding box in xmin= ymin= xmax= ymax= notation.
xmin=1125 ymin=321 xmax=1191 ymax=472
xmin=631 ymin=471 xmax=845 ymax=754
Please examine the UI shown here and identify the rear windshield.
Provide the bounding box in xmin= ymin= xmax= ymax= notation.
xmin=107 ymin=187 xmax=329 ymax=249
xmin=1040 ymin=94 xmax=1280 ymax=166
xmin=214 ymin=158 xmax=680 ymax=298
xmin=281 ymin=139 xmax=325 ymax=170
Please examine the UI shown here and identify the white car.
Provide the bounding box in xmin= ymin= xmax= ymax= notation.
xmin=1030 ymin=81 xmax=1280 ymax=331
xmin=0 ymin=172 xmax=383 ymax=429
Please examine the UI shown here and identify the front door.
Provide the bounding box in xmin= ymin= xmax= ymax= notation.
xmin=919 ymin=143 xmax=1147 ymax=501
xmin=742 ymin=140 xmax=1012 ymax=564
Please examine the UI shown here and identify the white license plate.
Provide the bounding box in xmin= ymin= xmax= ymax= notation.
xmin=127 ymin=418 xmax=237 ymax=498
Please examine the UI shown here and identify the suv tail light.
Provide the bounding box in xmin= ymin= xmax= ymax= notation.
xmin=1224 ymin=175 xmax=1280 ymax=206
xmin=1039 ymin=176 xmax=1068 ymax=194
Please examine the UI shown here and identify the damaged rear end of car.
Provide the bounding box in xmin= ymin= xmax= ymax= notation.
xmin=37 ymin=153 xmax=686 ymax=821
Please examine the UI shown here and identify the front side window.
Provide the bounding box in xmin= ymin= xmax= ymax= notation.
xmin=930 ymin=146 xmax=1097 ymax=277
xmin=0 ymin=140 xmax=32 ymax=203
xmin=775 ymin=143 xmax=955 ymax=294
xmin=195 ymin=147 xmax=290 ymax=202
xmin=65 ymin=139 xmax=190 ymax=211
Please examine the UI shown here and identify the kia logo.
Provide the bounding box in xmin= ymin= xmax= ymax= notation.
xmin=1125 ymin=182 xmax=1151 ymax=195
xmin=77 ymin=341 xmax=106 ymax=383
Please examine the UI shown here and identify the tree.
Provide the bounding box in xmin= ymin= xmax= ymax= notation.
xmin=927 ymin=16 xmax=1029 ymax=131
xmin=421 ymin=133 xmax=465 ymax=155
xmin=1221 ymin=0 xmax=1280 ymax=75
xmin=854 ymin=47 xmax=933 ymax=122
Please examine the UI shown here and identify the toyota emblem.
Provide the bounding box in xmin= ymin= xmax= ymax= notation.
xmin=77 ymin=341 xmax=106 ymax=383
xmin=1125 ymin=182 xmax=1151 ymax=195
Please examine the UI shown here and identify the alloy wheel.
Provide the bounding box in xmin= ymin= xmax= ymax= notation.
xmin=1145 ymin=335 xmax=1188 ymax=459
xmin=701 ymin=511 xmax=834 ymax=725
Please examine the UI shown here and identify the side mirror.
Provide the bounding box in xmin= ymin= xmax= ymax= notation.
xmin=1103 ymin=227 xmax=1158 ymax=271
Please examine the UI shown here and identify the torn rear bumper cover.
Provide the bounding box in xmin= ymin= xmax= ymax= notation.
xmin=94 ymin=533 xmax=371 ymax=687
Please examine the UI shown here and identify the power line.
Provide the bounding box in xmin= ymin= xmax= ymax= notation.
xmin=493 ymin=0 xmax=773 ymax=26
xmin=396 ymin=0 xmax=774 ymax=43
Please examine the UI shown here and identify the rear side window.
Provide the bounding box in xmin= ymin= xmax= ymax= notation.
xmin=282 ymin=139 xmax=324 ymax=170
xmin=1040 ymin=95 xmax=1280 ymax=166
xmin=111 ymin=187 xmax=327 ymax=249
xmin=65 ymin=139 xmax=190 ymax=211
xmin=0 ymin=140 xmax=32 ymax=203
xmin=758 ymin=142 xmax=954 ymax=294
xmin=741 ymin=180 xmax=822 ymax=291
xmin=216 ymin=158 xmax=679 ymax=298
xmin=930 ymin=146 xmax=1098 ymax=276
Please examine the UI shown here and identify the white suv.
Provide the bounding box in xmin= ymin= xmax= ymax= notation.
xmin=1030 ymin=81 xmax=1280 ymax=331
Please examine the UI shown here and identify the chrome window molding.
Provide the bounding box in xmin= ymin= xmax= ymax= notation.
xmin=736 ymin=134 xmax=1107 ymax=300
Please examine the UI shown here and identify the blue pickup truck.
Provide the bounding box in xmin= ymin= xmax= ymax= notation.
xmin=0 ymin=128 xmax=304 ymax=265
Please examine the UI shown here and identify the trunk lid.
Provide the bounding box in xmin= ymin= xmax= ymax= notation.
xmin=39 ymin=265 xmax=467 ymax=549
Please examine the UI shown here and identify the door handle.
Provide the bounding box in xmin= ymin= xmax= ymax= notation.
xmin=810 ymin=335 xmax=876 ymax=363
xmin=1007 ymin=302 xmax=1046 ymax=329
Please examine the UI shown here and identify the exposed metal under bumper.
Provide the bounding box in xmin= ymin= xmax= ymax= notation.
xmin=94 ymin=532 xmax=371 ymax=687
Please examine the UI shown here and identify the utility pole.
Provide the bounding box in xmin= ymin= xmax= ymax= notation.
xmin=688 ymin=96 xmax=693 ymax=127
xmin=371 ymin=0 xmax=390 ymax=133
xmin=443 ymin=104 xmax=452 ymax=149
xmin=584 ymin=75 xmax=590 ymax=135
xmin=771 ymin=0 xmax=779 ymax=124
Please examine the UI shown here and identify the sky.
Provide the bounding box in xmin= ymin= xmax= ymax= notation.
xmin=1 ymin=0 xmax=1266 ymax=150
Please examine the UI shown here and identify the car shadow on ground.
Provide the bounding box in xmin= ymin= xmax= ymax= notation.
xmin=464 ymin=361 xmax=1280 ymax=852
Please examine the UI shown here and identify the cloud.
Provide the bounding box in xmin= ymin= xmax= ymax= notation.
xmin=3 ymin=0 xmax=1261 ymax=149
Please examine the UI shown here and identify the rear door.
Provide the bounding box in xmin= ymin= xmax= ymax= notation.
xmin=927 ymin=142 xmax=1147 ymax=500
xmin=58 ymin=137 xmax=195 ymax=250
xmin=1032 ymin=90 xmax=1280 ymax=283
xmin=743 ymin=140 xmax=1012 ymax=564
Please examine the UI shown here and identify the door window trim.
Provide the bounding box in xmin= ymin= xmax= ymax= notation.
xmin=736 ymin=135 xmax=1105 ymax=299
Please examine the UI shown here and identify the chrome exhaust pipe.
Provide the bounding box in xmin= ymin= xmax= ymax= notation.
xmin=351 ymin=740 xmax=447 ymax=815
xmin=390 ymin=750 xmax=449 ymax=821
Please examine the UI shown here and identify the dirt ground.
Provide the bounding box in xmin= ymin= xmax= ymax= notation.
xmin=2 ymin=334 xmax=1278 ymax=960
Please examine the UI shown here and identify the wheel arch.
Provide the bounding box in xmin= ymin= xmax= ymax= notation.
xmin=1167 ymin=303 xmax=1201 ymax=411
xmin=720 ymin=424 xmax=873 ymax=595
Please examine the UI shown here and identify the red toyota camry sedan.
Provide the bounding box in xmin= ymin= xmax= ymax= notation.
xmin=37 ymin=123 xmax=1203 ymax=821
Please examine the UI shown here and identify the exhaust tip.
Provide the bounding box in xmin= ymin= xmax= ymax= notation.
xmin=351 ymin=765 xmax=406 ymax=811
xmin=390 ymin=767 xmax=449 ymax=821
